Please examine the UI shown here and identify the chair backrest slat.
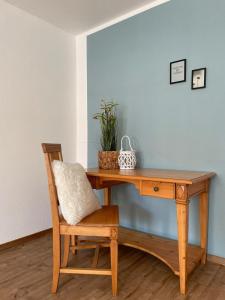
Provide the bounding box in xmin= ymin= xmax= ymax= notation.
xmin=42 ymin=143 xmax=62 ymax=227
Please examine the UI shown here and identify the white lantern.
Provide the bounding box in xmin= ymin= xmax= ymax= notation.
xmin=118 ymin=135 xmax=136 ymax=170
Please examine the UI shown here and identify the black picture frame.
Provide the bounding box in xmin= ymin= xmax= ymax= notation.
xmin=191 ymin=68 xmax=206 ymax=90
xmin=170 ymin=59 xmax=186 ymax=84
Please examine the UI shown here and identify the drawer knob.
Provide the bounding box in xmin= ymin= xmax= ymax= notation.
xmin=153 ymin=186 xmax=159 ymax=192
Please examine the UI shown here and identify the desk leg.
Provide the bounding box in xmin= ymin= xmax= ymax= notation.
xmin=199 ymin=190 xmax=209 ymax=264
xmin=104 ymin=187 xmax=111 ymax=206
xmin=176 ymin=185 xmax=189 ymax=295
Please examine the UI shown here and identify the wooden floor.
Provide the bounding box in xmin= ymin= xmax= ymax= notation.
xmin=1 ymin=234 xmax=225 ymax=300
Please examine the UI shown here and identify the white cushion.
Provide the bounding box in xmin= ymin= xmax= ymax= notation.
xmin=52 ymin=161 xmax=100 ymax=225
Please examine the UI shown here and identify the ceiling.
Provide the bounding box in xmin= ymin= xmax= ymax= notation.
xmin=5 ymin=0 xmax=159 ymax=35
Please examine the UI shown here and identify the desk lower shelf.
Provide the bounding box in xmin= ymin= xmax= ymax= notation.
xmin=118 ymin=227 xmax=203 ymax=276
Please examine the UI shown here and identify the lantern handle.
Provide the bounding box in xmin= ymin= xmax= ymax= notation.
xmin=120 ymin=135 xmax=134 ymax=151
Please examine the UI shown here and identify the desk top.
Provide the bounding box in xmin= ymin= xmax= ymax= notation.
xmin=86 ymin=168 xmax=215 ymax=184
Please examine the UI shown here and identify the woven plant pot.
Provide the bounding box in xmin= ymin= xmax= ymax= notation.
xmin=98 ymin=151 xmax=119 ymax=169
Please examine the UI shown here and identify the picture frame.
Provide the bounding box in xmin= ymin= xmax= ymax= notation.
xmin=192 ymin=68 xmax=206 ymax=90
xmin=170 ymin=59 xmax=186 ymax=84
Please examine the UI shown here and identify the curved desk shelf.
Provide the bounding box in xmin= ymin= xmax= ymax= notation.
xmin=119 ymin=227 xmax=203 ymax=276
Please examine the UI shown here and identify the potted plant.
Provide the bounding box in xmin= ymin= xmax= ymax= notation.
xmin=93 ymin=100 xmax=119 ymax=169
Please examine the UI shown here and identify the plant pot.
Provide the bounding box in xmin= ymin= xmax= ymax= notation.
xmin=98 ymin=151 xmax=119 ymax=169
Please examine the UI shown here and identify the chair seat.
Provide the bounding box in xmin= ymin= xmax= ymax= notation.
xmin=60 ymin=205 xmax=119 ymax=227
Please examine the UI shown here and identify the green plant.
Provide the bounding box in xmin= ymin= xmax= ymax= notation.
xmin=93 ymin=100 xmax=118 ymax=151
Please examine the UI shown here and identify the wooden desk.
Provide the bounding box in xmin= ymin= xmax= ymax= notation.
xmin=87 ymin=168 xmax=215 ymax=295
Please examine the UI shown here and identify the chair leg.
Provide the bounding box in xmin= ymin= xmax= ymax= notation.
xmin=62 ymin=235 xmax=70 ymax=267
xmin=110 ymin=235 xmax=118 ymax=296
xmin=71 ymin=235 xmax=77 ymax=255
xmin=51 ymin=230 xmax=61 ymax=294
xmin=92 ymin=245 xmax=100 ymax=268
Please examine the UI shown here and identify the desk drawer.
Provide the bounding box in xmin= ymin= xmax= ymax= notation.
xmin=141 ymin=181 xmax=175 ymax=199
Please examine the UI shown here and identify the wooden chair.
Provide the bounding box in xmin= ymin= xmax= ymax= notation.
xmin=42 ymin=143 xmax=119 ymax=296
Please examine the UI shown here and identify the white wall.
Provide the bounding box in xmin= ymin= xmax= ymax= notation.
xmin=75 ymin=34 xmax=87 ymax=167
xmin=0 ymin=0 xmax=76 ymax=244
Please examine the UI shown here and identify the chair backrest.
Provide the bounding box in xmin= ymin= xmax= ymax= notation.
xmin=42 ymin=143 xmax=63 ymax=228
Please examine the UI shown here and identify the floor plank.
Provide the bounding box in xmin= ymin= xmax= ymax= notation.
xmin=0 ymin=234 xmax=225 ymax=300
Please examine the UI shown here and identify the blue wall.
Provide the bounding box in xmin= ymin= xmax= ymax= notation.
xmin=87 ymin=0 xmax=225 ymax=257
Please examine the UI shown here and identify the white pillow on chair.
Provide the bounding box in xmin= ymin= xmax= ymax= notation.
xmin=52 ymin=161 xmax=100 ymax=225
